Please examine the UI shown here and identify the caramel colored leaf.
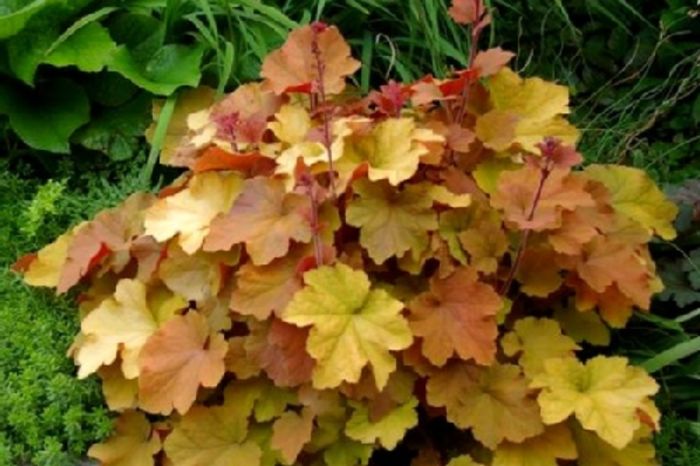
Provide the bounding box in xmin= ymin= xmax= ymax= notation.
xmin=426 ymin=362 xmax=544 ymax=448
xmin=271 ymin=408 xmax=315 ymax=464
xmin=492 ymin=423 xmax=577 ymax=466
xmin=88 ymin=411 xmax=161 ymax=466
xmin=553 ymin=306 xmax=611 ymax=346
xmin=573 ymin=423 xmax=657 ymax=466
xmin=447 ymin=456 xmax=486 ymax=466
xmin=501 ymin=318 xmax=579 ymax=379
xmin=585 ymin=165 xmax=678 ymax=240
xmin=230 ymin=247 xmax=305 ymax=320
xmin=75 ymin=279 xmax=157 ymax=379
xmin=346 ymin=179 xmax=438 ymax=264
xmin=138 ymin=312 xmax=228 ymax=415
xmin=346 ymin=398 xmax=418 ymax=449
xmin=204 ymin=177 xmax=312 ymax=265
xmin=282 ymin=263 xmax=412 ymax=390
xmin=99 ymin=364 xmax=138 ymax=411
xmin=164 ymin=382 xmax=263 ymax=466
xmin=409 ymin=267 xmax=501 ymax=366
xmin=514 ymin=247 xmax=563 ymax=298
xmin=144 ymin=171 xmax=243 ymax=254
xmin=576 ymin=236 xmax=655 ymax=310
xmin=261 ymin=24 xmax=360 ymax=95
xmin=531 ymin=356 xmax=659 ymax=449
xmin=347 ymin=118 xmax=444 ymax=186
xmin=158 ymin=244 xmax=223 ymax=303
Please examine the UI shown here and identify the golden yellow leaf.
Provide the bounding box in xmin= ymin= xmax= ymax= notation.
xmin=553 ymin=306 xmax=611 ymax=346
xmin=573 ymin=422 xmax=658 ymax=466
xmin=99 ymin=364 xmax=138 ymax=411
xmin=531 ymin=356 xmax=659 ymax=449
xmin=346 ymin=179 xmax=438 ymax=264
xmin=492 ymin=423 xmax=577 ymax=466
xmin=477 ymin=68 xmax=579 ymax=153
xmin=144 ymin=171 xmax=243 ymax=254
xmin=88 ymin=411 xmax=161 ymax=466
xmin=75 ymin=279 xmax=157 ymax=379
xmin=585 ymin=164 xmax=678 ymax=240
xmin=281 ymin=263 xmax=412 ymax=390
xmin=22 ymin=231 xmax=72 ymax=288
xmin=501 ymin=317 xmax=580 ymax=379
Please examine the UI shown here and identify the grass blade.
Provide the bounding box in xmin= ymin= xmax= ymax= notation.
xmin=641 ymin=336 xmax=700 ymax=374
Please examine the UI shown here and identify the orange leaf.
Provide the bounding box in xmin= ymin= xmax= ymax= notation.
xmin=193 ymin=146 xmax=276 ymax=176
xmin=408 ymin=267 xmax=501 ymax=366
xmin=491 ymin=166 xmax=595 ymax=231
xmin=204 ymin=178 xmax=313 ymax=265
xmin=271 ymin=408 xmax=315 ymax=464
xmin=138 ymin=312 xmax=227 ymax=415
xmin=261 ymin=23 xmax=360 ymax=95
xmin=448 ymin=0 xmax=480 ymax=25
xmin=248 ymin=319 xmax=315 ymax=387
xmin=230 ymin=248 xmax=305 ymax=320
xmin=473 ymin=48 xmax=515 ymax=78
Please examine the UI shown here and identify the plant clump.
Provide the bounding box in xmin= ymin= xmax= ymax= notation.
xmin=15 ymin=1 xmax=677 ymax=465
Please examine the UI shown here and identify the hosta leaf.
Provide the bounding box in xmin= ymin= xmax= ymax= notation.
xmin=88 ymin=411 xmax=161 ymax=466
xmin=0 ymin=78 xmax=89 ymax=153
xmin=73 ymin=93 xmax=151 ymax=160
xmin=346 ymin=179 xmax=438 ymax=264
xmin=138 ymin=312 xmax=228 ymax=415
xmin=44 ymin=22 xmax=117 ymax=72
xmin=531 ymin=356 xmax=659 ymax=449
xmin=408 ymin=267 xmax=501 ymax=366
xmin=282 ymin=263 xmax=412 ymax=390
xmin=108 ymin=43 xmax=205 ymax=96
xmin=426 ymin=362 xmax=544 ymax=448
xmin=585 ymin=165 xmax=678 ymax=240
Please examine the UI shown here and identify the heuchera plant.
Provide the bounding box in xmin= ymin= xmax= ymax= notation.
xmin=15 ymin=1 xmax=678 ymax=465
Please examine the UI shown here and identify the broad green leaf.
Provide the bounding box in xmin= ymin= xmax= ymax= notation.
xmin=45 ymin=22 xmax=117 ymax=72
xmin=72 ymin=93 xmax=150 ymax=160
xmin=0 ymin=0 xmax=51 ymax=39
xmin=0 ymin=78 xmax=89 ymax=153
xmin=108 ymin=43 xmax=205 ymax=95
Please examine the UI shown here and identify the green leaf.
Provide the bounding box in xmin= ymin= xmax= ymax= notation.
xmin=0 ymin=78 xmax=90 ymax=153
xmin=108 ymin=43 xmax=204 ymax=95
xmin=44 ymin=22 xmax=117 ymax=72
xmin=641 ymin=337 xmax=700 ymax=374
xmin=72 ymin=93 xmax=150 ymax=160
xmin=0 ymin=0 xmax=51 ymax=39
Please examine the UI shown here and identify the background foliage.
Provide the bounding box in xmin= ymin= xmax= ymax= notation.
xmin=0 ymin=0 xmax=698 ymax=464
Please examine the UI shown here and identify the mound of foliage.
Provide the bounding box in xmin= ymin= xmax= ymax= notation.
xmin=16 ymin=1 xmax=677 ymax=465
